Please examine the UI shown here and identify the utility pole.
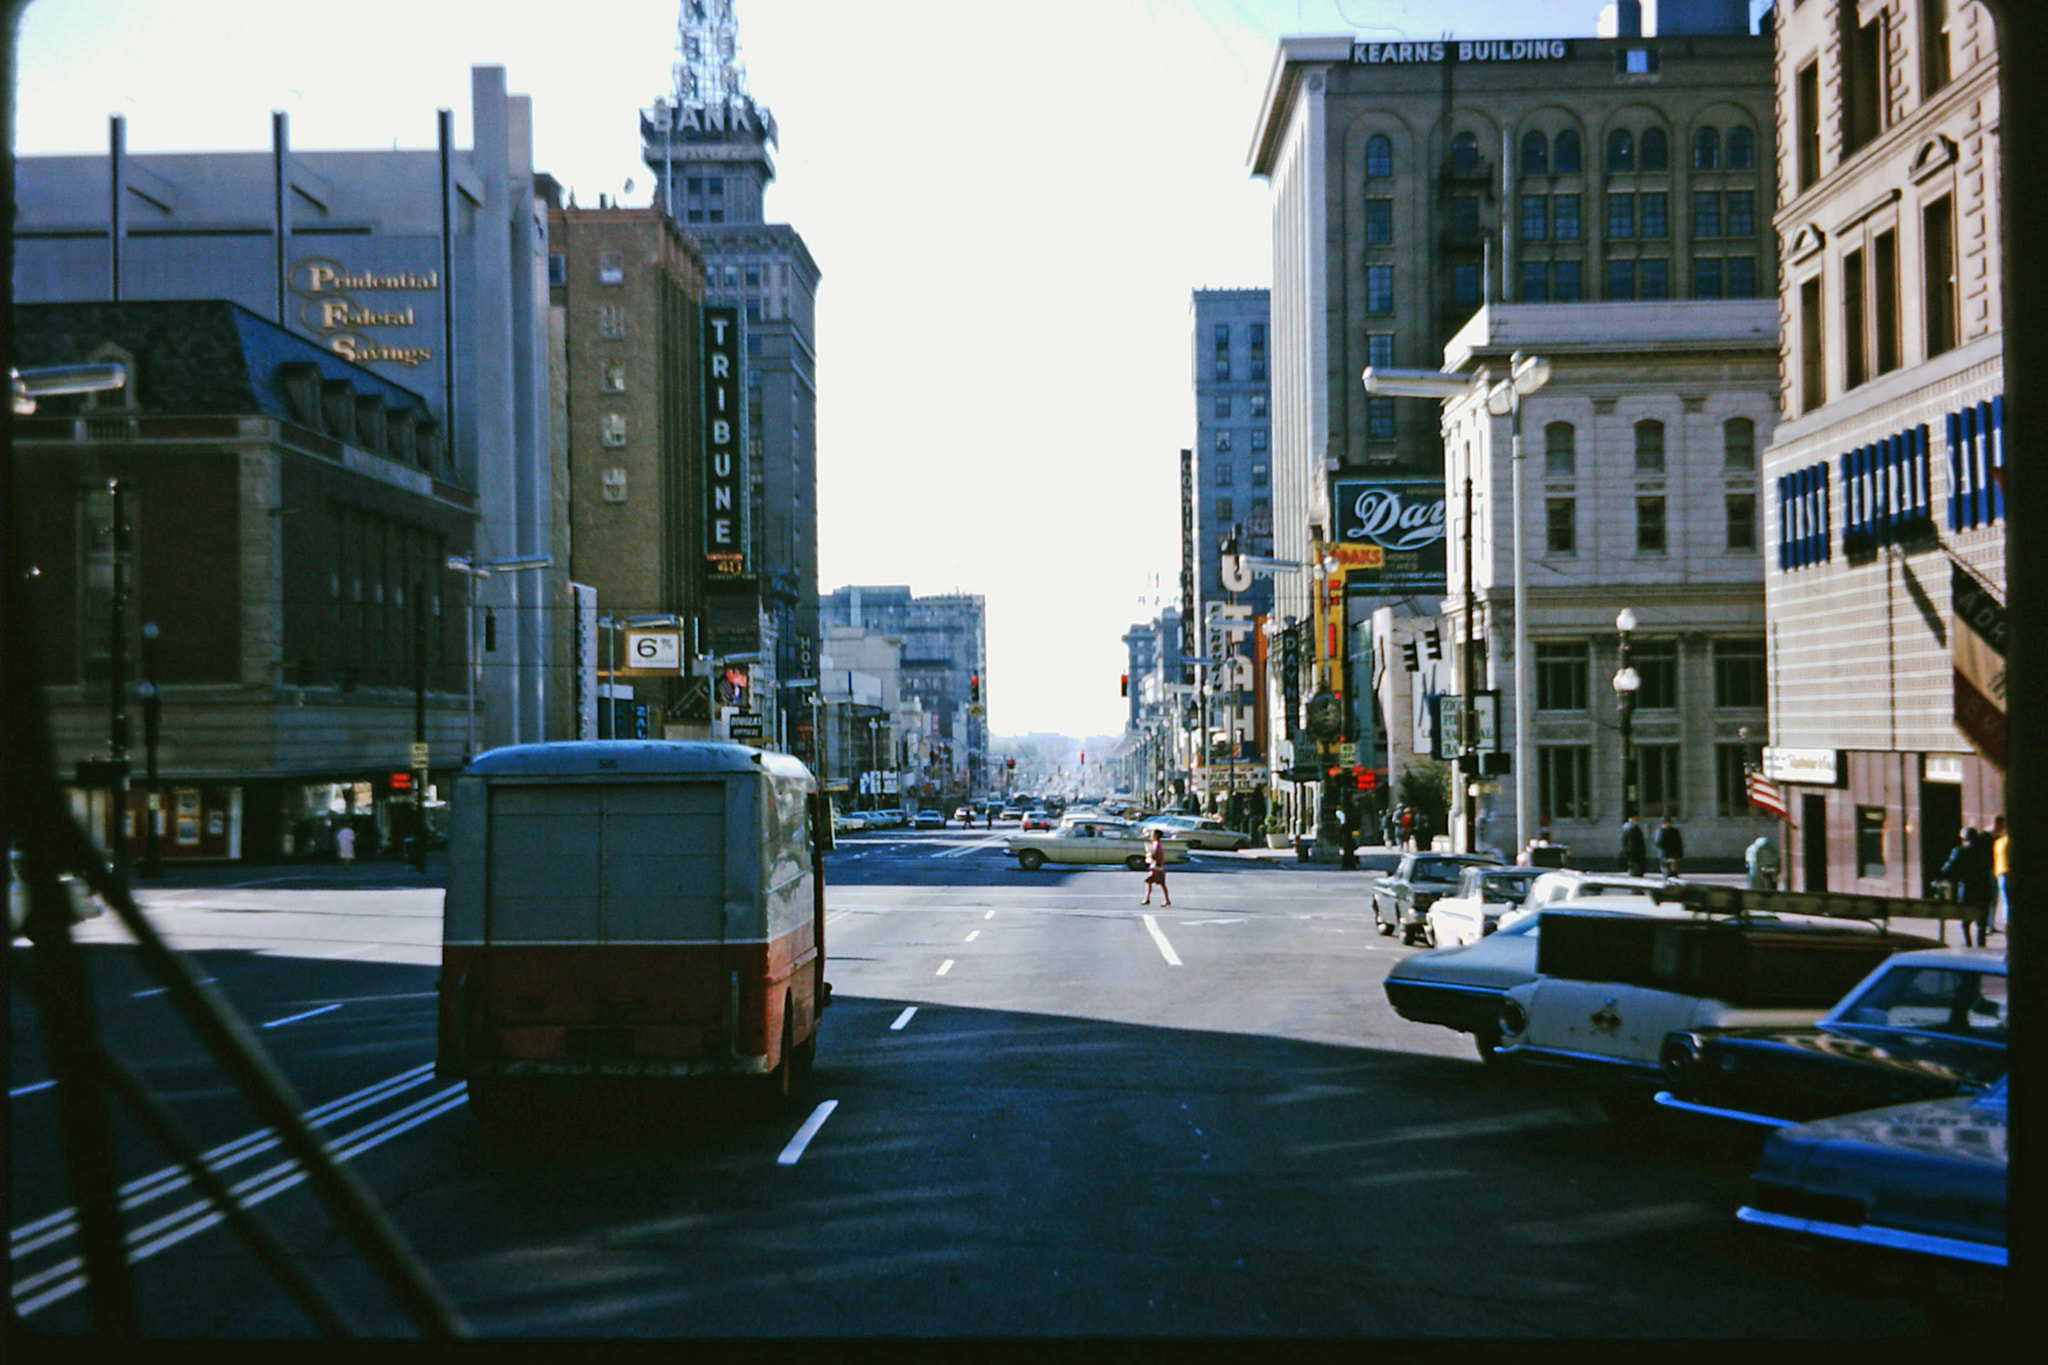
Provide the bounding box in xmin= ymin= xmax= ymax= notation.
xmin=1461 ymin=470 xmax=1479 ymax=853
xmin=107 ymin=479 xmax=132 ymax=871
xmin=411 ymin=587 xmax=429 ymax=870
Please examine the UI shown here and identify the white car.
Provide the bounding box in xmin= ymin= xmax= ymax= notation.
xmin=1139 ymin=814 xmax=1251 ymax=852
xmin=1495 ymin=870 xmax=1672 ymax=932
xmin=1495 ymin=909 xmax=1940 ymax=1121
xmin=1006 ymin=820 xmax=1189 ymax=871
xmin=1425 ymin=866 xmax=1550 ymax=947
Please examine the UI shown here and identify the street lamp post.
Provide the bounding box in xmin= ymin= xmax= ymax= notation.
xmin=138 ymin=620 xmax=162 ymax=878
xmin=1613 ymin=607 xmax=1641 ymax=819
xmin=445 ymin=554 xmax=550 ymax=761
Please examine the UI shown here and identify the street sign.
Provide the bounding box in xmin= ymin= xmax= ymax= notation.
xmin=1333 ymin=743 xmax=1357 ymax=766
xmin=409 ymin=742 xmax=430 ymax=767
xmin=624 ymin=630 xmax=683 ymax=672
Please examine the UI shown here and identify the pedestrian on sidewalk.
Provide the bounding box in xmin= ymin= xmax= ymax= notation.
xmin=1620 ymin=815 xmax=1648 ymax=876
xmin=1655 ymin=817 xmax=1685 ymax=876
xmin=1745 ymin=835 xmax=1779 ymax=890
xmin=335 ymin=822 xmax=356 ymax=867
xmin=1140 ymin=829 xmax=1171 ymax=906
xmin=1939 ymin=827 xmax=1995 ymax=947
xmin=1991 ymin=815 xmax=2008 ymax=938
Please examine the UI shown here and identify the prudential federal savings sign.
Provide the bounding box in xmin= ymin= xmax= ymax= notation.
xmin=1332 ymin=479 xmax=1448 ymax=594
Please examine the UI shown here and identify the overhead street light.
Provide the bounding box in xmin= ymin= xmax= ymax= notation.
xmin=445 ymin=553 xmax=553 ymax=760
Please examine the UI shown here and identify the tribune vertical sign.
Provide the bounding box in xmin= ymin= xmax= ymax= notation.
xmin=703 ymin=306 xmax=748 ymax=574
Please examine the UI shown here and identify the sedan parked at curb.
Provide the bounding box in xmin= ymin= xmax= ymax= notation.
xmin=1371 ymin=852 xmax=1503 ymax=945
xmin=1425 ymin=866 xmax=1548 ymax=947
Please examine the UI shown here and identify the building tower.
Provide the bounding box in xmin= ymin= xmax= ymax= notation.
xmin=641 ymin=1 xmax=822 ymax=753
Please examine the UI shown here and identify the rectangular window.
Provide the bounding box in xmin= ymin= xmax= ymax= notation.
xmin=1694 ymin=257 xmax=1724 ymax=299
xmin=1366 ymin=264 xmax=1394 ymax=313
xmin=1844 ymin=248 xmax=1869 ymax=389
xmin=1845 ymin=15 xmax=1886 ymax=157
xmin=1874 ymin=229 xmax=1901 ymax=374
xmin=1251 ymin=394 xmax=1268 ymax=418
xmin=1249 ymin=323 xmax=1267 ymax=381
xmin=1638 ymin=744 xmax=1682 ymax=819
xmin=1641 ymin=258 xmax=1669 ymax=300
xmin=1367 ymin=333 xmax=1394 ymax=369
xmin=1535 ymin=642 xmax=1589 ymax=711
xmin=1215 ymin=462 xmax=1234 ymax=485
xmin=1520 ymin=260 xmax=1549 ymax=302
xmin=1537 ymin=746 xmax=1592 ymax=821
xmin=1607 ymin=193 xmax=1635 ymax=238
xmin=1800 ymin=275 xmax=1825 ymax=413
xmin=600 ymin=413 xmax=627 ymax=447
xmin=1214 ymin=323 xmax=1231 ymax=381
xmin=1215 ymin=429 xmax=1232 ymax=451
xmin=1215 ymin=498 xmax=1234 ymax=523
xmin=1728 ymin=257 xmax=1756 ymax=299
xmin=1252 ymin=462 xmax=1269 ymax=487
xmin=1857 ymin=806 xmax=1887 ymax=878
xmin=1521 ymin=194 xmax=1547 ymax=241
xmin=1368 ymin=397 xmax=1396 ymax=440
xmin=601 ymin=361 xmax=627 ymax=393
xmin=1450 ymin=196 xmax=1480 ymax=238
xmin=1215 ymin=395 xmax=1232 ymax=420
xmin=1635 ymin=640 xmax=1678 ymax=709
xmin=1713 ymin=638 xmax=1766 ymax=707
xmin=598 ymin=305 xmax=626 ymax=339
xmin=1607 ymin=259 xmax=1636 ymax=301
xmin=1451 ymin=262 xmax=1482 ymax=305
xmin=1726 ymin=190 xmax=1755 ymax=236
xmin=1250 ymin=429 xmax=1268 ymax=452
xmin=1714 ymin=743 xmax=1751 ymax=818
xmin=1693 ymin=192 xmax=1721 ymax=237
xmin=1636 ymin=496 xmax=1667 ymax=553
xmin=1635 ymin=421 xmax=1665 ymax=472
xmin=1545 ymin=422 xmax=1576 ymax=476
xmin=1796 ymin=59 xmax=1821 ymax=191
xmin=1554 ymin=194 xmax=1581 ymax=240
xmin=1545 ymin=497 xmax=1576 ymax=553
xmin=1924 ymin=194 xmax=1958 ymax=357
xmin=1726 ymin=493 xmax=1757 ymax=550
xmin=1555 ymin=260 xmax=1583 ymax=302
xmin=1641 ymin=192 xmax=1668 ymax=238
xmin=599 ymin=251 xmax=624 ymax=285
xmin=1365 ymin=198 xmax=1393 ymax=244
xmin=1923 ymin=0 xmax=1952 ymax=97
xmin=546 ymin=252 xmax=568 ymax=285
xmin=744 ymin=264 xmax=762 ymax=288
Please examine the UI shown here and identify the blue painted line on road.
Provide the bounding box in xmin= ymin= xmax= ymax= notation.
xmin=9 ymin=1080 xmax=57 ymax=1098
xmin=258 ymin=1002 xmax=344 ymax=1029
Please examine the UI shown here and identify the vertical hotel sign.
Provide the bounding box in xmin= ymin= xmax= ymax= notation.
xmin=703 ymin=306 xmax=747 ymax=573
xmin=1951 ymin=565 xmax=2005 ymax=768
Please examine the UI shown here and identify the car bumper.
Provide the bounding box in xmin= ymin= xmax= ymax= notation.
xmin=1383 ymin=978 xmax=1503 ymax=1033
xmin=1652 ymin=1090 xmax=1795 ymax=1129
xmin=1494 ymin=1042 xmax=1662 ymax=1087
xmin=1735 ymin=1205 xmax=2007 ymax=1269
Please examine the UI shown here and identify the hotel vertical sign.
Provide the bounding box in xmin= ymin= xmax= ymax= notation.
xmin=703 ymin=306 xmax=748 ymax=573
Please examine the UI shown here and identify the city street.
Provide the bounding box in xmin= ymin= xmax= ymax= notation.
xmin=9 ymin=831 xmax=1932 ymax=1338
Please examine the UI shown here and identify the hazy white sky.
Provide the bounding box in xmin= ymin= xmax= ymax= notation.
xmin=12 ymin=0 xmax=1761 ymax=738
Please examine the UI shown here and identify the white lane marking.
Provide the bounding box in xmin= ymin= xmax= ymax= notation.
xmin=1177 ymin=917 xmax=1247 ymax=925
xmin=964 ymin=930 xmax=980 ymax=942
xmin=258 ymin=1002 xmax=344 ymax=1030
xmin=777 ymin=1099 xmax=839 ymax=1166
xmin=9 ymin=1080 xmax=57 ymax=1098
xmin=936 ymin=960 xmax=954 ymax=976
xmin=890 ymin=1007 xmax=918 ymax=1031
xmin=932 ymin=833 xmax=1010 ymax=859
xmin=306 ymin=991 xmax=439 ymax=1004
xmin=984 ymin=910 xmax=995 ymax=920
xmin=131 ymin=986 xmax=169 ymax=999
xmin=1141 ymin=914 xmax=1184 ymax=967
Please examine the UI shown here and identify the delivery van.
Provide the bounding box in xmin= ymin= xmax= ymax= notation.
xmin=436 ymin=740 xmax=830 ymax=1119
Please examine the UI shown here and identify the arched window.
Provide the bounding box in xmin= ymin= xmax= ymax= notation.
xmin=1544 ymin=421 xmax=1577 ymax=476
xmin=1727 ymin=126 xmax=1755 ymax=169
xmin=1366 ymin=133 xmax=1393 ymax=178
xmin=1521 ymin=130 xmax=1549 ymax=175
xmin=1694 ymin=127 xmax=1720 ymax=169
xmin=1641 ymin=127 xmax=1669 ymax=170
xmin=1607 ymin=128 xmax=1634 ymax=171
xmin=1451 ymin=131 xmax=1479 ymax=170
xmin=1634 ymin=419 xmax=1666 ymax=472
xmin=1723 ymin=417 xmax=1756 ymax=469
xmin=1555 ymin=129 xmax=1582 ymax=173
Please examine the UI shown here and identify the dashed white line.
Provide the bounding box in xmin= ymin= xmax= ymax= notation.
xmin=936 ymin=959 xmax=955 ymax=976
xmin=258 ymin=1003 xmax=344 ymax=1030
xmin=983 ymin=910 xmax=995 ymax=920
xmin=964 ymin=930 xmax=980 ymax=942
xmin=776 ymin=1099 xmax=839 ymax=1165
xmin=889 ymin=1006 xmax=918 ymax=1031
xmin=1141 ymin=914 xmax=1183 ymax=967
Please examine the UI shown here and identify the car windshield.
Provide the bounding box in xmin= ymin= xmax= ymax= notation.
xmin=1413 ymin=859 xmax=1468 ymax=882
xmin=1479 ymin=873 xmax=1540 ymax=902
xmin=1834 ymin=963 xmax=2008 ymax=1042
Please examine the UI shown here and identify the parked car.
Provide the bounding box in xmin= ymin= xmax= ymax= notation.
xmin=831 ymin=809 xmax=865 ymax=835
xmin=1496 ymin=910 xmax=1940 ymax=1122
xmin=1371 ymin=852 xmax=1503 ymax=944
xmin=865 ymin=808 xmax=906 ymax=829
xmin=1383 ymin=896 xmax=1698 ymax=1065
xmin=1657 ymin=947 xmax=2008 ymax=1130
xmin=1496 ymin=870 xmax=1672 ymax=931
xmin=1019 ymin=810 xmax=1056 ymax=832
xmin=1424 ymin=866 xmax=1548 ymax=947
xmin=1005 ymin=820 xmax=1189 ymax=872
xmin=913 ymin=809 xmax=948 ymax=830
xmin=1139 ymin=813 xmax=1252 ymax=852
xmin=1739 ymin=1079 xmax=2007 ymax=1276
xmin=998 ymin=804 xmax=1025 ymax=821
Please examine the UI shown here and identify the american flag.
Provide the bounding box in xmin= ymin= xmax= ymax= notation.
xmin=1745 ymin=769 xmax=1789 ymax=819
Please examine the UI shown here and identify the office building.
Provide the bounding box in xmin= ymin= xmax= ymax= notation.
xmin=820 ymin=585 xmax=987 ymax=800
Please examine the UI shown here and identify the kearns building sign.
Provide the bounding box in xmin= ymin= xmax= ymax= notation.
xmin=290 ymin=257 xmax=438 ymax=368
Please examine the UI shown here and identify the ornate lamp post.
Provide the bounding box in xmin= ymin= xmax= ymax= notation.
xmin=1613 ymin=607 xmax=1641 ymax=818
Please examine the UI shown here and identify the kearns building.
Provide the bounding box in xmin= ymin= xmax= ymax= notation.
xmin=1759 ymin=0 xmax=2004 ymax=896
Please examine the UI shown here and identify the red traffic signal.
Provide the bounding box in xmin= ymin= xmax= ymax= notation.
xmin=1358 ymin=766 xmax=1377 ymax=790
xmin=389 ymin=771 xmax=412 ymax=790
xmin=1006 ymin=758 xmax=1016 ymax=770
xmin=970 ymin=674 xmax=981 ymax=703
xmin=1119 ymin=672 xmax=1128 ymax=697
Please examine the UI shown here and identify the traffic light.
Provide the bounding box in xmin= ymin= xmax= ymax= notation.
xmin=1326 ymin=765 xmax=1355 ymax=790
xmin=1006 ymin=757 xmax=1016 ymax=771
xmin=970 ymin=674 xmax=981 ymax=703
xmin=1119 ymin=672 xmax=1128 ymax=697
xmin=1354 ymin=765 xmax=1372 ymax=789
xmin=389 ymin=771 xmax=412 ymax=790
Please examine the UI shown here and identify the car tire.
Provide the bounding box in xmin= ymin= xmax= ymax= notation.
xmin=1472 ymin=1022 xmax=1504 ymax=1068
xmin=1422 ymin=920 xmax=1438 ymax=949
xmin=1018 ymin=849 xmax=1046 ymax=871
xmin=1126 ymin=854 xmax=1147 ymax=872
xmin=757 ymin=1002 xmax=795 ymax=1116
xmin=1597 ymin=1086 xmax=1663 ymax=1135
xmin=1374 ymin=903 xmax=1395 ymax=936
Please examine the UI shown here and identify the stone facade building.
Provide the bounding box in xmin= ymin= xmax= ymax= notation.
xmin=1760 ymin=0 xmax=2004 ymax=896
xmin=819 ymin=586 xmax=987 ymax=801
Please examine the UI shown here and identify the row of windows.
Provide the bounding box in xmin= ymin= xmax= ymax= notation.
xmin=1212 ymin=497 xmax=1271 ymax=523
xmin=1364 ymin=125 xmax=1757 ymax=180
xmin=1792 ymin=5 xmax=1955 ymax=195
xmin=1213 ymin=393 xmax=1269 ymax=420
xmin=1604 ymin=191 xmax=1756 ymax=239
xmin=1364 ymin=257 xmax=1758 ymax=310
xmin=1533 ymin=638 xmax=1764 ymax=712
xmin=1798 ymin=198 xmax=1955 ymax=416
xmin=1213 ymin=429 xmax=1268 ymax=453
xmin=1537 ymin=741 xmax=1760 ymax=822
xmin=1213 ymin=322 xmax=1268 ymax=381
xmin=1543 ymin=492 xmax=1755 ymax=556
xmin=1211 ymin=462 xmax=1270 ymax=487
xmin=1541 ymin=417 xmax=1755 ymax=476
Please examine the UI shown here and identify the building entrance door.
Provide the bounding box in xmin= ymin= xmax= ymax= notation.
xmin=1920 ymin=780 xmax=1962 ymax=898
xmin=1801 ymin=793 xmax=1829 ymax=892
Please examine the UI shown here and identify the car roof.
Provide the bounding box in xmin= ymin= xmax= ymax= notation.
xmin=1865 ymin=946 xmax=2008 ymax=972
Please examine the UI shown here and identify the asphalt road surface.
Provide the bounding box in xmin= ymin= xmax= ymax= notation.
xmin=8 ymin=828 xmax=1941 ymax=1338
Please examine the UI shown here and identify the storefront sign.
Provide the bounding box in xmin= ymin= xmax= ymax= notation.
xmin=703 ymin=306 xmax=747 ymax=571
xmin=290 ymin=257 xmax=438 ymax=368
xmin=1331 ymin=480 xmax=1447 ymax=594
xmin=1353 ymin=38 xmax=1569 ymax=64
xmin=1762 ymin=746 xmax=1840 ymax=786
